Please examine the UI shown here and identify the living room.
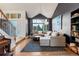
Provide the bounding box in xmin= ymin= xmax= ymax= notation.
xmin=0 ymin=3 xmax=79 ymax=56
xmin=15 ymin=3 xmax=79 ymax=55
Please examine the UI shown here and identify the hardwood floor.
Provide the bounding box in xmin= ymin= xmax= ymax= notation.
xmin=14 ymin=37 xmax=78 ymax=56
xmin=14 ymin=49 xmax=77 ymax=56
xmin=15 ymin=37 xmax=31 ymax=52
xmin=14 ymin=52 xmax=77 ymax=56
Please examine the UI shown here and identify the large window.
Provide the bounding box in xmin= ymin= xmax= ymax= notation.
xmin=32 ymin=19 xmax=48 ymax=33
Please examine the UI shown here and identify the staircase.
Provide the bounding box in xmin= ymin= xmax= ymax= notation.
xmin=0 ymin=9 xmax=16 ymax=49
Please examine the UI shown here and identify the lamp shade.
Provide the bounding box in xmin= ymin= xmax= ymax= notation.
xmin=44 ymin=20 xmax=49 ymax=25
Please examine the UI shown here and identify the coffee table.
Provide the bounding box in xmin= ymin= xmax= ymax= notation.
xmin=32 ymin=36 xmax=40 ymax=41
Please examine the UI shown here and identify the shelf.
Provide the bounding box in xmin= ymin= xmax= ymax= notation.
xmin=72 ymin=23 xmax=79 ymax=25
xmin=72 ymin=30 xmax=79 ymax=32
xmin=75 ymin=38 xmax=79 ymax=43
xmin=72 ymin=15 xmax=79 ymax=18
xmin=72 ymin=36 xmax=79 ymax=38
xmin=71 ymin=16 xmax=79 ymax=20
xmin=71 ymin=8 xmax=79 ymax=55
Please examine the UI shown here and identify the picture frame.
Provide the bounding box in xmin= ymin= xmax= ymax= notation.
xmin=6 ymin=13 xmax=21 ymax=19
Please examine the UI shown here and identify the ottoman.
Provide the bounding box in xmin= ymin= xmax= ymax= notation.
xmin=40 ymin=36 xmax=50 ymax=46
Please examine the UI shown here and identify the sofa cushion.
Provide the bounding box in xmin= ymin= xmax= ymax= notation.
xmin=51 ymin=32 xmax=57 ymax=37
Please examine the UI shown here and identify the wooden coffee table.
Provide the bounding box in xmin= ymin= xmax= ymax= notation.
xmin=32 ymin=36 xmax=40 ymax=41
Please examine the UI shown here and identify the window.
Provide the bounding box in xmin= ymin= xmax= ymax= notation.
xmin=52 ymin=15 xmax=62 ymax=32
xmin=9 ymin=20 xmax=16 ymax=36
xmin=32 ymin=19 xmax=48 ymax=33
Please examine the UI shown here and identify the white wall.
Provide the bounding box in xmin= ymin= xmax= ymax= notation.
xmin=62 ymin=12 xmax=71 ymax=36
xmin=16 ymin=19 xmax=28 ymax=42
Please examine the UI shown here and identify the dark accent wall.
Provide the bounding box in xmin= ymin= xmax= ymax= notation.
xmin=27 ymin=14 xmax=53 ymax=35
xmin=32 ymin=13 xmax=47 ymax=19
xmin=53 ymin=3 xmax=79 ymax=18
xmin=28 ymin=18 xmax=32 ymax=35
xmin=26 ymin=11 xmax=28 ymax=19
xmin=48 ymin=18 xmax=52 ymax=31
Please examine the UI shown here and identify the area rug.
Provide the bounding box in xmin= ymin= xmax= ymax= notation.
xmin=21 ymin=40 xmax=65 ymax=52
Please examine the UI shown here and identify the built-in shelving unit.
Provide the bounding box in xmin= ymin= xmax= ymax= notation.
xmin=71 ymin=9 xmax=79 ymax=38
xmin=71 ymin=8 xmax=79 ymax=54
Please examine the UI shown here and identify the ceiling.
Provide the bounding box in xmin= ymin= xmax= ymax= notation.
xmin=53 ymin=3 xmax=79 ymax=18
xmin=0 ymin=3 xmax=58 ymax=18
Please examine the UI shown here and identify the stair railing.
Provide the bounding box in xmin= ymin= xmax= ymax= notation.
xmin=0 ymin=9 xmax=16 ymax=38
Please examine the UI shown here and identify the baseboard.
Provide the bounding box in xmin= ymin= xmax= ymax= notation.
xmin=11 ymin=37 xmax=25 ymax=52
xmin=11 ymin=45 xmax=16 ymax=52
xmin=10 ymin=36 xmax=29 ymax=53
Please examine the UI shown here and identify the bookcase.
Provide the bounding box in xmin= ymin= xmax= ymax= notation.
xmin=71 ymin=8 xmax=79 ymax=39
xmin=71 ymin=8 xmax=79 ymax=54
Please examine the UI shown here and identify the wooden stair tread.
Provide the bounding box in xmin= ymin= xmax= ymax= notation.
xmin=67 ymin=44 xmax=77 ymax=53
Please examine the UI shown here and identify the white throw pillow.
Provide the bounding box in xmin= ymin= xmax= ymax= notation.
xmin=51 ymin=32 xmax=57 ymax=37
xmin=38 ymin=31 xmax=42 ymax=34
xmin=46 ymin=31 xmax=51 ymax=36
